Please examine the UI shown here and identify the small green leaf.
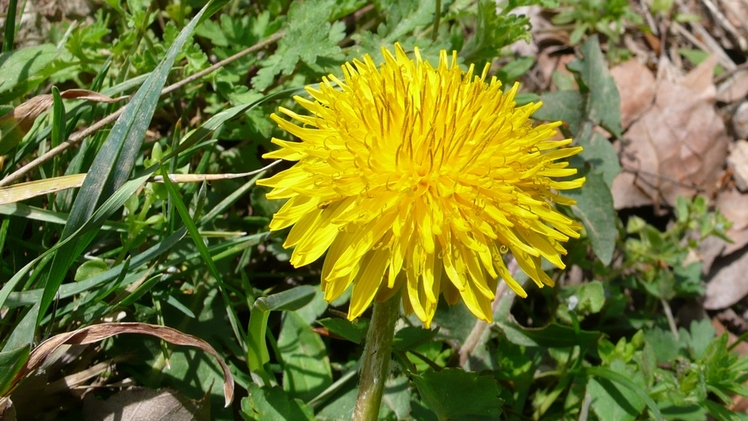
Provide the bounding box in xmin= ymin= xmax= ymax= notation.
xmin=500 ymin=321 xmax=601 ymax=349
xmin=317 ymin=318 xmax=368 ymax=344
xmin=495 ymin=57 xmax=535 ymax=84
xmin=412 ymin=368 xmax=502 ymax=420
xmin=241 ymin=384 xmax=314 ymax=421
xmin=393 ymin=326 xmax=439 ymax=352
xmin=577 ymin=280 xmax=605 ymax=314
xmin=566 ymin=171 xmax=617 ymax=265
xmin=74 ymin=260 xmax=109 ymax=281
xmin=461 ymin=0 xmax=531 ymax=63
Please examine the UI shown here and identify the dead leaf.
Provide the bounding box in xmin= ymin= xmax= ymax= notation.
xmin=613 ymin=56 xmax=729 ymax=209
xmin=734 ymin=101 xmax=748 ymax=140
xmin=705 ymin=248 xmax=748 ymax=310
xmin=0 ymin=90 xmax=127 ymax=156
xmin=83 ymin=388 xmax=209 ymax=421
xmin=609 ymin=59 xmax=656 ymax=129
xmin=58 ymin=89 xmax=127 ymax=103
xmin=728 ymin=140 xmax=748 ymax=191
xmin=0 ymin=397 xmax=16 ymax=421
xmin=715 ymin=188 xmax=748 ymax=256
xmin=717 ymin=70 xmax=748 ymax=103
xmin=12 ymin=323 xmax=234 ymax=407
xmin=679 ymin=55 xmax=719 ymax=100
xmin=0 ymin=160 xmax=280 ymax=205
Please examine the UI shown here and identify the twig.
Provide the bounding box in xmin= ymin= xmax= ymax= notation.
xmin=458 ymin=257 xmax=517 ymax=366
xmin=701 ymin=0 xmax=747 ymax=50
xmin=671 ymin=0 xmax=736 ymax=70
xmin=0 ymin=32 xmax=285 ymax=187
xmin=661 ymin=298 xmax=680 ymax=341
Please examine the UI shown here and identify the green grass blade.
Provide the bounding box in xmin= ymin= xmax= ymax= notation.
xmin=0 ymin=174 xmax=151 ymax=317
xmin=158 ymin=166 xmax=247 ymax=346
xmin=63 ymin=1 xmax=216 ymax=237
xmin=2 ymin=0 xmax=18 ymax=52
xmin=36 ymin=0 xmax=224 ymax=323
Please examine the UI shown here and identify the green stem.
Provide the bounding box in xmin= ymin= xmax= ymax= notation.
xmin=352 ymin=296 xmax=400 ymax=421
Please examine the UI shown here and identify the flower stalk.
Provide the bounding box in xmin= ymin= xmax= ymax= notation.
xmin=352 ymin=296 xmax=400 ymax=421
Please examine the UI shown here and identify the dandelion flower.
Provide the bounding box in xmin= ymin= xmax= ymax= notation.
xmin=258 ymin=43 xmax=585 ymax=326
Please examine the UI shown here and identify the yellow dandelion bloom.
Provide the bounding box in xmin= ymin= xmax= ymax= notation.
xmin=258 ymin=43 xmax=585 ymax=327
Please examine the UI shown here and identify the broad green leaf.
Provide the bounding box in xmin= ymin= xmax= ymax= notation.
xmin=412 ymin=368 xmax=502 ymax=420
xmin=393 ymin=326 xmax=439 ymax=352
xmin=586 ymin=365 xmax=663 ymax=421
xmin=567 ymin=36 xmax=623 ymax=138
xmin=576 ymin=123 xmax=621 ymax=187
xmin=566 ymin=171 xmax=617 ymax=265
xmin=241 ymin=384 xmax=315 ymax=421
xmin=0 ymin=44 xmax=58 ymax=93
xmin=533 ymin=90 xmax=585 ymax=135
xmin=0 ymin=344 xmax=30 ymax=396
xmin=381 ymin=375 xmax=411 ymax=420
xmin=500 ymin=321 xmax=601 ymax=349
xmin=278 ymin=311 xmax=332 ymax=401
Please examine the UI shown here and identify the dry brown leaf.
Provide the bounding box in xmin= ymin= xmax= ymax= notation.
xmin=13 ymin=323 xmax=234 ymax=407
xmin=83 ymin=388 xmax=209 ymax=421
xmin=613 ymin=57 xmax=729 ymax=209
xmin=609 ymin=59 xmax=656 ymax=129
xmin=705 ymin=248 xmax=748 ymax=309
xmin=717 ymin=70 xmax=748 ymax=103
xmin=0 ymin=160 xmax=280 ymax=205
xmin=679 ymin=55 xmax=719 ymax=100
xmin=715 ymin=188 xmax=748 ymax=256
xmin=58 ymin=89 xmax=128 ymax=103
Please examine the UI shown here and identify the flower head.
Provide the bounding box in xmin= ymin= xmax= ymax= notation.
xmin=258 ymin=44 xmax=585 ymax=326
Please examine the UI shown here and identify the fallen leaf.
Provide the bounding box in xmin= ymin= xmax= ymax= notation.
xmin=0 ymin=90 xmax=127 ymax=156
xmin=609 ymin=59 xmax=656 ymax=129
xmin=12 ymin=323 xmax=234 ymax=407
xmin=733 ymin=101 xmax=748 ymax=140
xmin=717 ymin=70 xmax=748 ymax=103
xmin=613 ymin=57 xmax=729 ymax=209
xmin=83 ymin=388 xmax=209 ymax=421
xmin=705 ymin=249 xmax=748 ymax=310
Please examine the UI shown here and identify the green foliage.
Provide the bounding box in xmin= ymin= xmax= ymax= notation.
xmin=2 ymin=0 xmax=747 ymax=420
xmin=622 ymin=196 xmax=730 ymax=301
xmin=252 ymin=0 xmax=345 ymax=91
xmin=552 ymin=0 xmax=643 ymax=45
xmin=412 ymin=369 xmax=503 ymax=420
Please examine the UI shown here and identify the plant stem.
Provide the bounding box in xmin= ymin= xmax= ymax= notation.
xmin=352 ymin=296 xmax=400 ymax=421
